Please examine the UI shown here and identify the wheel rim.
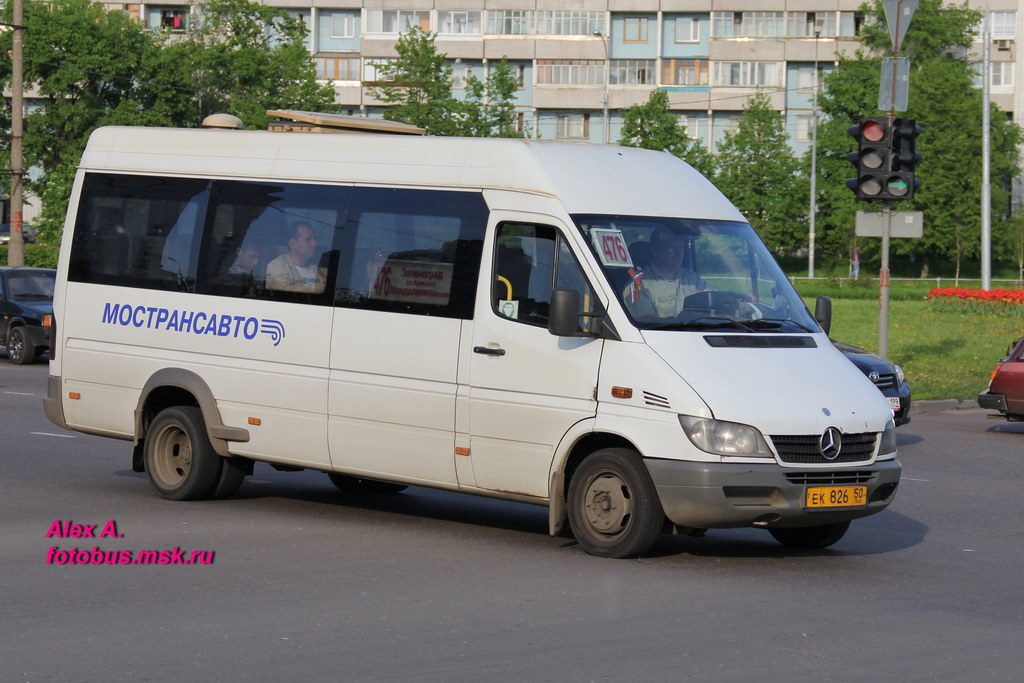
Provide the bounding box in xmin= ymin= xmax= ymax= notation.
xmin=8 ymin=330 xmax=24 ymax=362
xmin=150 ymin=423 xmax=193 ymax=488
xmin=581 ymin=469 xmax=634 ymax=537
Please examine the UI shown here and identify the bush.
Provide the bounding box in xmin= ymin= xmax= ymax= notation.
xmin=792 ymin=277 xmax=931 ymax=301
xmin=0 ymin=244 xmax=61 ymax=269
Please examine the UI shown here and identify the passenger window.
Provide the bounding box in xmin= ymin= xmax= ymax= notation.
xmin=492 ymin=222 xmax=597 ymax=332
xmin=335 ymin=187 xmax=487 ymax=319
xmin=69 ymin=173 xmax=211 ymax=291
xmin=195 ymin=180 xmax=349 ymax=305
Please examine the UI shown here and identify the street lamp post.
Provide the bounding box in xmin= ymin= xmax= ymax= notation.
xmin=808 ymin=30 xmax=821 ymax=279
xmin=593 ymin=30 xmax=610 ymax=143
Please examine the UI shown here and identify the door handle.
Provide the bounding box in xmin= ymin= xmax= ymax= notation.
xmin=473 ymin=346 xmax=506 ymax=356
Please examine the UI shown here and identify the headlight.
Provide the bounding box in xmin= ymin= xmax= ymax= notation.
xmin=894 ymin=364 xmax=905 ymax=384
xmin=678 ymin=416 xmax=774 ymax=457
xmin=878 ymin=419 xmax=897 ymax=455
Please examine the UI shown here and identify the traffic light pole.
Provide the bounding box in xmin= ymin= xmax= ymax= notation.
xmin=878 ymin=202 xmax=892 ymax=360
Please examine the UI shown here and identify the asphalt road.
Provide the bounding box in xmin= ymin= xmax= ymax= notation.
xmin=2 ymin=358 xmax=1023 ymax=682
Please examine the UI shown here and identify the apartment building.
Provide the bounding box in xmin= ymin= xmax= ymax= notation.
xmin=84 ymin=1 xmax=1024 ymax=154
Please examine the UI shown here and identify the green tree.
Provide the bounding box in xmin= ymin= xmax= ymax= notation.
xmin=618 ymin=89 xmax=715 ymax=178
xmin=188 ymin=0 xmax=334 ymax=130
xmin=0 ymin=0 xmax=196 ymax=237
xmin=461 ymin=60 xmax=523 ymax=137
xmin=366 ymin=27 xmax=463 ymax=135
xmin=715 ymin=92 xmax=806 ymax=255
xmin=814 ymin=0 xmax=1023 ymax=277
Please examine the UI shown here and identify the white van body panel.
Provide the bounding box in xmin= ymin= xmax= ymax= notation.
xmin=642 ymin=331 xmax=893 ymax=436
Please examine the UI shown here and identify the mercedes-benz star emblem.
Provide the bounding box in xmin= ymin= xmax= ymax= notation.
xmin=868 ymin=371 xmax=880 ymax=383
xmin=819 ymin=427 xmax=843 ymax=460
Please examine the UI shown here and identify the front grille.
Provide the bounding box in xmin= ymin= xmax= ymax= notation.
xmin=704 ymin=335 xmax=816 ymax=348
xmin=871 ymin=373 xmax=898 ymax=390
xmin=770 ymin=432 xmax=877 ymax=463
xmin=784 ymin=470 xmax=876 ymax=486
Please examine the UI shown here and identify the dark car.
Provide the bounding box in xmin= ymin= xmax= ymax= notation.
xmin=0 ymin=267 xmax=55 ymax=364
xmin=834 ymin=340 xmax=912 ymax=426
xmin=0 ymin=223 xmax=38 ymax=244
xmin=978 ymin=337 xmax=1024 ymax=422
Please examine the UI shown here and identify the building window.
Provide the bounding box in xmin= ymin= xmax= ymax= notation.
xmin=795 ymin=65 xmax=822 ymax=91
xmin=609 ymin=60 xmax=656 ymax=85
xmin=675 ymin=16 xmax=700 ymax=43
xmin=712 ymin=61 xmax=781 ymax=87
xmin=714 ymin=12 xmax=785 ymax=37
xmin=788 ymin=12 xmax=837 ymax=37
xmin=678 ymin=114 xmax=700 ymax=139
xmin=556 ymin=113 xmax=590 ymax=139
xmin=365 ymin=9 xmax=430 ymax=34
xmin=158 ymin=8 xmax=188 ymax=31
xmin=535 ymin=11 xmax=604 ymax=36
xmin=330 ymin=13 xmax=356 ymax=39
xmin=438 ymin=11 xmax=481 ymax=35
xmin=989 ymin=11 xmax=1016 ymax=39
xmin=316 ymin=55 xmax=361 ymax=81
xmin=662 ymin=59 xmax=709 ymax=86
xmin=363 ymin=59 xmax=395 ymax=83
xmin=795 ymin=115 xmax=813 ymax=142
xmin=992 ymin=61 xmax=1014 ymax=87
xmin=516 ymin=64 xmax=527 ymax=88
xmin=451 ymin=62 xmax=477 ymax=89
xmin=487 ymin=10 xmax=531 ymax=35
xmin=623 ymin=17 xmax=648 ymax=42
xmin=536 ymin=60 xmax=604 ymax=86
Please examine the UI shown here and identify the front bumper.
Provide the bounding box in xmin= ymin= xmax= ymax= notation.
xmin=645 ymin=458 xmax=901 ymax=529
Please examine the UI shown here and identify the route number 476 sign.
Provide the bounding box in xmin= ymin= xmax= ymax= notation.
xmin=590 ymin=229 xmax=633 ymax=268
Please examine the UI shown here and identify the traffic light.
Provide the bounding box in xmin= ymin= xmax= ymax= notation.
xmin=890 ymin=118 xmax=922 ymax=200
xmin=846 ymin=117 xmax=890 ymax=200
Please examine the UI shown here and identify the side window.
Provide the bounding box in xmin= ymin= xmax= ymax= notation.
xmin=492 ymin=222 xmax=597 ymax=332
xmin=336 ymin=187 xmax=487 ymax=319
xmin=195 ymin=180 xmax=349 ymax=305
xmin=69 ymin=173 xmax=211 ymax=291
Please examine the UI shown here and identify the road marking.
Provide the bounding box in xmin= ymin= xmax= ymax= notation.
xmin=4 ymin=391 xmax=36 ymax=396
xmin=30 ymin=432 xmax=75 ymax=438
xmin=903 ymin=477 xmax=930 ymax=482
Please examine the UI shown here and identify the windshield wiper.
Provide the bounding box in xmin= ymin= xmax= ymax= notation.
xmin=743 ymin=318 xmax=816 ymax=333
xmin=646 ymin=316 xmax=756 ymax=332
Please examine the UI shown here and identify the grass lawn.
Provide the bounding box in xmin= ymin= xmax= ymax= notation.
xmin=814 ymin=298 xmax=1023 ymax=400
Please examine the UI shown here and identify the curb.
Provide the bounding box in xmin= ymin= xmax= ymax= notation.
xmin=913 ymin=398 xmax=980 ymax=414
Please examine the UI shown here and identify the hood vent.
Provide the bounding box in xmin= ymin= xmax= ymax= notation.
xmin=704 ymin=335 xmax=816 ymax=349
xmin=643 ymin=391 xmax=671 ymax=409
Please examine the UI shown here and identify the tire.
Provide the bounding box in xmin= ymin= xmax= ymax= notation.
xmin=210 ymin=456 xmax=248 ymax=499
xmin=6 ymin=327 xmax=35 ymax=365
xmin=768 ymin=521 xmax=850 ymax=550
xmin=566 ymin=448 xmax=664 ymax=558
xmin=328 ymin=473 xmax=407 ymax=495
xmin=144 ymin=406 xmax=222 ymax=501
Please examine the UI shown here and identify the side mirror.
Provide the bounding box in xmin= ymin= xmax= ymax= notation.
xmin=814 ymin=295 xmax=832 ymax=336
xmin=548 ymin=288 xmax=581 ymax=337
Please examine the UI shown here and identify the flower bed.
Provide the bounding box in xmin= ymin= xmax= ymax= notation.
xmin=927 ymin=287 xmax=1024 ymax=314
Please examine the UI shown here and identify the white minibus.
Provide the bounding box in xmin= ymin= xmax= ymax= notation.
xmin=44 ymin=121 xmax=900 ymax=558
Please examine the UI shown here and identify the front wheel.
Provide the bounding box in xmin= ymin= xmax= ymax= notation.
xmin=144 ymin=406 xmax=222 ymax=500
xmin=567 ymin=448 xmax=664 ymax=558
xmin=768 ymin=521 xmax=850 ymax=549
xmin=6 ymin=327 xmax=35 ymax=365
xmin=328 ymin=473 xmax=407 ymax=495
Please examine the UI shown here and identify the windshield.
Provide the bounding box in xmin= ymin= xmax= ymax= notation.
xmin=572 ymin=215 xmax=818 ymax=333
xmin=6 ymin=271 xmax=56 ymax=301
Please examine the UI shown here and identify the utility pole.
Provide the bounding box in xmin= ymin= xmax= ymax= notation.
xmin=808 ymin=30 xmax=820 ymax=279
xmin=592 ymin=30 xmax=610 ymax=144
xmin=981 ymin=2 xmax=992 ymax=290
xmin=7 ymin=0 xmax=26 ymax=267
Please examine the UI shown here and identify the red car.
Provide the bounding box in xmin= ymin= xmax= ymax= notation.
xmin=978 ymin=337 xmax=1024 ymax=421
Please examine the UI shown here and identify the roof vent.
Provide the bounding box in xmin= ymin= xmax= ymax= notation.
xmin=201 ymin=113 xmax=244 ymax=129
xmin=266 ymin=109 xmax=425 ymax=135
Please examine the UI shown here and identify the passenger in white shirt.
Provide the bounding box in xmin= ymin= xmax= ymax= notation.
xmin=265 ymin=222 xmax=327 ymax=293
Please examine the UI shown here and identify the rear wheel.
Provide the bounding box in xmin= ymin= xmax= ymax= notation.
xmin=6 ymin=327 xmax=35 ymax=365
xmin=769 ymin=521 xmax=850 ymax=549
xmin=567 ymin=448 xmax=664 ymax=558
xmin=328 ymin=473 xmax=407 ymax=495
xmin=144 ymin=406 xmax=221 ymax=500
